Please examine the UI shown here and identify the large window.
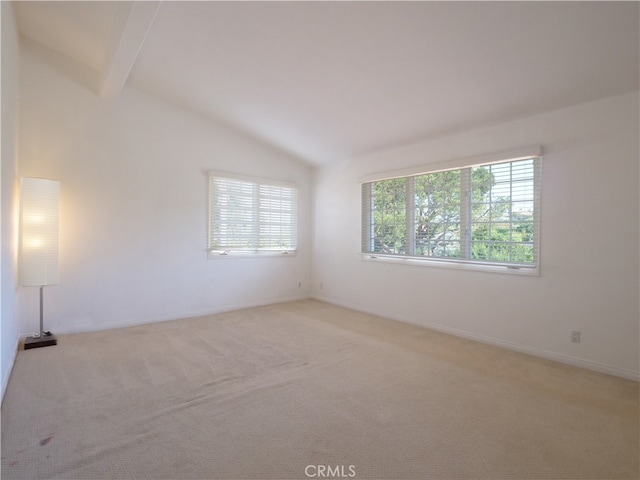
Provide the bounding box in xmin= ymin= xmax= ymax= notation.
xmin=208 ymin=172 xmax=297 ymax=258
xmin=361 ymin=154 xmax=541 ymax=272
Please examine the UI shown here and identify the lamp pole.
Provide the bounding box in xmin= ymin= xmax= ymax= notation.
xmin=39 ymin=286 xmax=44 ymax=338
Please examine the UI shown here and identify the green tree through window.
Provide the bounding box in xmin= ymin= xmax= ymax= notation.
xmin=362 ymin=157 xmax=540 ymax=268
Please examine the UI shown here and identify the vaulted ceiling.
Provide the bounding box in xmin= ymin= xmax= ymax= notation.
xmin=13 ymin=1 xmax=640 ymax=165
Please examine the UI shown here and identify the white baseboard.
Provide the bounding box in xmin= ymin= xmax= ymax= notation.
xmin=311 ymin=294 xmax=640 ymax=382
xmin=29 ymin=294 xmax=313 ymax=336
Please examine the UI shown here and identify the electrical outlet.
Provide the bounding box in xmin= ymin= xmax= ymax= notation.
xmin=320 ymin=282 xmax=324 ymax=290
xmin=570 ymin=330 xmax=581 ymax=343
xmin=298 ymin=281 xmax=302 ymax=288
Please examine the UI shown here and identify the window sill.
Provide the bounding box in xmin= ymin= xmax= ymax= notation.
xmin=207 ymin=250 xmax=297 ymax=259
xmin=361 ymin=253 xmax=539 ymax=276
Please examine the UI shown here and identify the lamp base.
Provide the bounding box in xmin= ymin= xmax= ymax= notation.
xmin=24 ymin=334 xmax=57 ymax=350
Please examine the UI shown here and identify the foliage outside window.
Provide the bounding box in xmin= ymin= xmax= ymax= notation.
xmin=361 ymin=157 xmax=540 ymax=270
xmin=208 ymin=173 xmax=297 ymax=258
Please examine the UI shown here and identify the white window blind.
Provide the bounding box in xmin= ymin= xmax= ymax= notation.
xmin=362 ymin=154 xmax=541 ymax=272
xmin=208 ymin=173 xmax=297 ymax=257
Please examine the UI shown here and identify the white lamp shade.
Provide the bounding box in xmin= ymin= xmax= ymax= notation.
xmin=20 ymin=178 xmax=60 ymax=286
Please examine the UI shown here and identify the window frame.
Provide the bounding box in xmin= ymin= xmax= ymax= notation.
xmin=360 ymin=148 xmax=542 ymax=275
xmin=207 ymin=171 xmax=298 ymax=259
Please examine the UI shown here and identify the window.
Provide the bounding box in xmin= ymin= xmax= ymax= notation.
xmin=208 ymin=172 xmax=297 ymax=258
xmin=361 ymin=153 xmax=541 ymax=273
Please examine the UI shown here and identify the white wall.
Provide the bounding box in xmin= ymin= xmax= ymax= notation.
xmin=17 ymin=39 xmax=312 ymax=335
xmin=1 ymin=2 xmax=20 ymax=401
xmin=313 ymin=92 xmax=640 ymax=380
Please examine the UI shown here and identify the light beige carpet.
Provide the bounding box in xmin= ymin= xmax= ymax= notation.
xmin=1 ymin=300 xmax=638 ymax=480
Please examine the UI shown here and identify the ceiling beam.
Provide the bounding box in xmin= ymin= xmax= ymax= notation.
xmin=100 ymin=1 xmax=160 ymax=97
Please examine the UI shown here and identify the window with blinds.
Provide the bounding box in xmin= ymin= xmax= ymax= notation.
xmin=208 ymin=173 xmax=297 ymax=257
xmin=361 ymin=154 xmax=541 ymax=273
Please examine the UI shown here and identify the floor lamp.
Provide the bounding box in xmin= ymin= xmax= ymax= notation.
xmin=20 ymin=178 xmax=60 ymax=349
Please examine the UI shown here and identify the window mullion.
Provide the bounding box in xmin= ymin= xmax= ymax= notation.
xmin=460 ymin=168 xmax=471 ymax=259
xmin=533 ymin=158 xmax=542 ymax=265
xmin=362 ymin=183 xmax=374 ymax=253
xmin=405 ymin=177 xmax=415 ymax=255
xmin=509 ymin=162 xmax=514 ymax=262
xmin=252 ymin=183 xmax=260 ymax=250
